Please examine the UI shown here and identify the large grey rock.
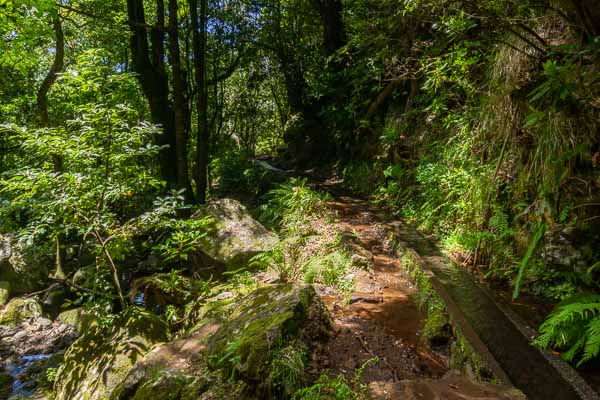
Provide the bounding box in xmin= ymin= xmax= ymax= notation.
xmin=0 ymin=297 xmax=43 ymax=327
xmin=53 ymin=308 xmax=168 ymax=400
xmin=541 ymin=225 xmax=591 ymax=272
xmin=191 ymin=199 xmax=279 ymax=270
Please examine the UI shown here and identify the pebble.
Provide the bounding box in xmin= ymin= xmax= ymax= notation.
xmin=12 ymin=330 xmax=28 ymax=341
xmin=216 ymin=292 xmax=235 ymax=300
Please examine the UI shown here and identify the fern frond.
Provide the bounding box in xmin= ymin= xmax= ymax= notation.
xmin=580 ymin=316 xmax=600 ymax=366
xmin=535 ymin=292 xmax=600 ymax=366
xmin=562 ymin=335 xmax=586 ymax=362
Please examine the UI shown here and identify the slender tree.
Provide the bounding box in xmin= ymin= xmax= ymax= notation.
xmin=167 ymin=0 xmax=193 ymax=196
xmin=190 ymin=0 xmax=209 ymax=203
xmin=36 ymin=15 xmax=66 ymax=280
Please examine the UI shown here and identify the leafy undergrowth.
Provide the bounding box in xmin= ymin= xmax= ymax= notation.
xmin=535 ymin=293 xmax=600 ymax=366
xmin=251 ymin=178 xmax=365 ymax=297
xmin=292 ymin=358 xmax=377 ymax=400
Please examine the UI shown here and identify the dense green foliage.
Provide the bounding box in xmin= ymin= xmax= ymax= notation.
xmin=1 ymin=0 xmax=599 ymax=388
xmin=292 ymin=357 xmax=377 ymax=400
xmin=335 ymin=2 xmax=600 ymax=301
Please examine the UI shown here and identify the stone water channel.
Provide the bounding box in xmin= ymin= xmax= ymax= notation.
xmin=383 ymin=209 xmax=600 ymax=400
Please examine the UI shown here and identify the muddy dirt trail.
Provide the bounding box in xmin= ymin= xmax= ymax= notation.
xmin=318 ymin=196 xmax=447 ymax=382
xmin=314 ymin=194 xmax=524 ymax=399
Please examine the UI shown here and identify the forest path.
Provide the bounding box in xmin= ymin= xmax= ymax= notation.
xmin=309 ymin=179 xmax=599 ymax=399
xmin=311 ymin=190 xmax=524 ymax=398
xmin=316 ymin=195 xmax=448 ymax=386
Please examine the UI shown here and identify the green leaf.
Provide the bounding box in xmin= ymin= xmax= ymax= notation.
xmin=512 ymin=222 xmax=546 ymax=300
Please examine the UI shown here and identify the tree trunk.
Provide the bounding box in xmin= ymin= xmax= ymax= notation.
xmin=314 ymin=0 xmax=346 ymax=57
xmin=126 ymin=0 xmax=178 ymax=187
xmin=36 ymin=16 xmax=66 ymax=280
xmin=167 ymin=0 xmax=193 ymax=198
xmin=190 ymin=0 xmax=209 ymax=203
xmin=37 ymin=17 xmax=64 ymax=129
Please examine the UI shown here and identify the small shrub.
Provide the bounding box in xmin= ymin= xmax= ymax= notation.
xmin=293 ymin=357 xmax=378 ymax=400
xmin=255 ymin=180 xmax=354 ymax=294
xmin=293 ymin=374 xmax=355 ymax=400
xmin=153 ymin=216 xmax=215 ymax=267
xmin=260 ymin=178 xmax=329 ymax=227
xmin=250 ymin=236 xmax=308 ymax=283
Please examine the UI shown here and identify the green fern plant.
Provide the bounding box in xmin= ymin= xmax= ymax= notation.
xmin=488 ymin=208 xmax=513 ymax=239
xmin=534 ymin=292 xmax=600 ymax=366
xmin=249 ymin=237 xmax=308 ymax=283
xmin=260 ymin=178 xmax=329 ymax=227
xmin=267 ymin=341 xmax=308 ymax=397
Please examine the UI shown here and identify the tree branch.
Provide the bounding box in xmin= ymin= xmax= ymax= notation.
xmin=207 ymin=52 xmax=243 ymax=86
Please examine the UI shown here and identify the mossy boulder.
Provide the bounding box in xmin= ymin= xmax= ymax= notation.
xmin=53 ymin=307 xmax=168 ymax=400
xmin=0 ymin=297 xmax=43 ymax=327
xmin=114 ymin=284 xmax=331 ymax=399
xmin=118 ymin=367 xmax=242 ymax=400
xmin=128 ymin=371 xmax=208 ymax=400
xmin=57 ymin=308 xmax=95 ymax=334
xmin=0 ymin=281 xmax=10 ymax=305
xmin=204 ymin=284 xmax=330 ymax=396
xmin=191 ymin=199 xmax=279 ymax=271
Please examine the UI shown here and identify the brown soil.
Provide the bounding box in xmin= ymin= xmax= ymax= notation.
xmin=303 ymin=192 xmax=529 ymax=399
xmin=314 ymin=196 xmax=448 ymax=388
